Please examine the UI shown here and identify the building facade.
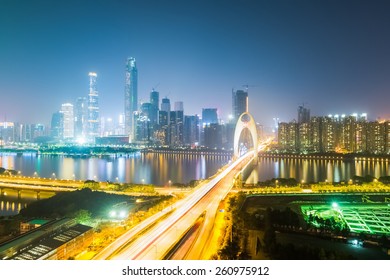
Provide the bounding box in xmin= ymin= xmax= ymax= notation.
xmin=87 ymin=72 xmax=100 ymax=141
xmin=124 ymin=57 xmax=138 ymax=141
xmin=232 ymin=89 xmax=248 ymax=122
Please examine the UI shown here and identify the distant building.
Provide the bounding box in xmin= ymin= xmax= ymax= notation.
xmin=50 ymin=111 xmax=64 ymax=140
xmin=298 ymin=105 xmax=310 ymax=124
xmin=87 ymin=72 xmax=100 ymax=141
xmin=0 ymin=122 xmax=15 ymax=143
xmin=95 ymin=135 xmax=130 ymax=145
xmin=149 ymin=90 xmax=159 ymax=128
xmin=124 ymin=57 xmax=138 ymax=141
xmin=74 ymin=97 xmax=88 ymax=141
xmin=61 ymin=103 xmax=74 ymax=139
xmin=278 ymin=122 xmax=299 ymax=152
xmin=232 ymin=89 xmax=248 ymax=122
xmin=201 ymin=108 xmax=218 ymax=125
xmin=277 ymin=113 xmax=390 ymax=154
xmin=204 ymin=123 xmax=223 ymax=149
xmin=184 ymin=115 xmax=200 ymax=146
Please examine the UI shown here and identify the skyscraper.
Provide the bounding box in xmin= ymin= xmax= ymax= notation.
xmin=298 ymin=105 xmax=310 ymax=124
xmin=150 ymin=90 xmax=159 ymax=127
xmin=202 ymin=108 xmax=218 ymax=125
xmin=74 ymin=97 xmax=87 ymax=141
xmin=232 ymin=89 xmax=248 ymax=122
xmin=124 ymin=57 xmax=138 ymax=141
xmin=87 ymin=72 xmax=100 ymax=141
xmin=161 ymin=97 xmax=171 ymax=113
xmin=61 ymin=103 xmax=74 ymax=139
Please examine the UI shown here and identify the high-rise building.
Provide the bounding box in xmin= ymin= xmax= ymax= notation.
xmin=150 ymin=90 xmax=159 ymax=127
xmin=124 ymin=57 xmax=138 ymax=141
xmin=278 ymin=122 xmax=299 ymax=152
xmin=61 ymin=103 xmax=74 ymax=139
xmin=298 ymin=105 xmax=310 ymax=124
xmin=87 ymin=72 xmax=100 ymax=141
xmin=161 ymin=97 xmax=171 ymax=113
xmin=232 ymin=89 xmax=248 ymax=122
xmin=75 ymin=97 xmax=88 ymax=141
xmin=0 ymin=122 xmax=15 ymax=144
xmin=174 ymin=102 xmax=184 ymax=146
xmin=51 ymin=111 xmax=63 ymax=140
xmin=204 ymin=123 xmax=223 ymax=149
xmin=201 ymin=108 xmax=218 ymax=125
xmin=184 ymin=115 xmax=200 ymax=146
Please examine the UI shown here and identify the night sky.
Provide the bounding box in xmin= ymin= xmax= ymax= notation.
xmin=1 ymin=0 xmax=390 ymax=127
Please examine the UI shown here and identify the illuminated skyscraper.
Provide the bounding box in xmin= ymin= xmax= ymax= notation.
xmin=87 ymin=72 xmax=100 ymax=141
xmin=61 ymin=103 xmax=74 ymax=139
xmin=124 ymin=57 xmax=138 ymax=141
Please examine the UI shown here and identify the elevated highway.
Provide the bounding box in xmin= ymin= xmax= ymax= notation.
xmin=93 ymin=150 xmax=255 ymax=260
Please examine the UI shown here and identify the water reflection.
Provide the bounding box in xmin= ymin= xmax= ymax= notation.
xmin=256 ymin=158 xmax=388 ymax=183
xmin=0 ymin=153 xmax=230 ymax=185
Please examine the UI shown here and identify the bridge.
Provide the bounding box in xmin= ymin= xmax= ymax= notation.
xmin=93 ymin=112 xmax=264 ymax=260
xmin=0 ymin=176 xmax=80 ymax=200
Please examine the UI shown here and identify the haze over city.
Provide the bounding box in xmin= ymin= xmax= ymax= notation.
xmin=1 ymin=0 xmax=390 ymax=126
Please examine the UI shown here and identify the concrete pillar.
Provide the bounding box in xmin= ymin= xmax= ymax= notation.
xmin=18 ymin=190 xmax=21 ymax=199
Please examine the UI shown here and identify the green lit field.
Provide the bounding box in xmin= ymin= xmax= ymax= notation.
xmin=301 ymin=203 xmax=390 ymax=235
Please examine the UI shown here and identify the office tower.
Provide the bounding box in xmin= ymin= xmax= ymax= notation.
xmin=201 ymin=108 xmax=218 ymax=125
xmin=158 ymin=110 xmax=169 ymax=145
xmin=75 ymin=97 xmax=87 ymax=141
xmin=87 ymin=72 xmax=100 ymax=141
xmin=61 ymin=103 xmax=74 ymax=139
xmin=124 ymin=57 xmax=138 ymax=140
xmin=298 ymin=105 xmax=310 ymax=124
xmin=184 ymin=115 xmax=200 ymax=146
xmin=232 ymin=89 xmax=248 ymax=122
xmin=51 ymin=111 xmax=64 ymax=140
xmin=174 ymin=102 xmax=184 ymax=145
xmin=150 ymin=90 xmax=159 ymax=127
xmin=174 ymin=101 xmax=183 ymax=112
xmin=117 ymin=114 xmax=125 ymax=135
xmin=161 ymin=97 xmax=171 ymax=113
xmin=134 ymin=111 xmax=150 ymax=143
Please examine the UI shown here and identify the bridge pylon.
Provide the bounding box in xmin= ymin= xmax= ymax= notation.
xmin=233 ymin=112 xmax=258 ymax=163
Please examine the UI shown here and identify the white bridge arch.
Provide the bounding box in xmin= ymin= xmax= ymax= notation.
xmin=233 ymin=112 xmax=258 ymax=160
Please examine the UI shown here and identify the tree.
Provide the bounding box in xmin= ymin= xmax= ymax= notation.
xmin=83 ymin=180 xmax=100 ymax=190
xmin=73 ymin=209 xmax=92 ymax=225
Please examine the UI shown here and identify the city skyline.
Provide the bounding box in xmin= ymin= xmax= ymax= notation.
xmin=1 ymin=0 xmax=390 ymax=126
